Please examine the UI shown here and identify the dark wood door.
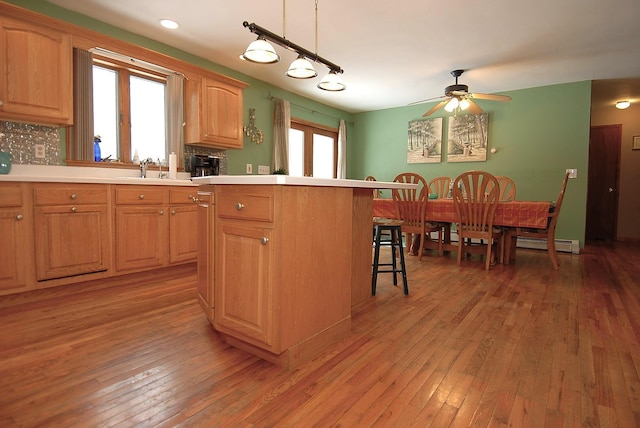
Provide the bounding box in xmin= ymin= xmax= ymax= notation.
xmin=586 ymin=125 xmax=621 ymax=240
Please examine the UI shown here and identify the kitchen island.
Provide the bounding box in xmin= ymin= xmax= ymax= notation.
xmin=192 ymin=175 xmax=414 ymax=368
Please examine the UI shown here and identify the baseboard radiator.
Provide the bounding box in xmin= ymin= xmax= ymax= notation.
xmin=445 ymin=232 xmax=580 ymax=254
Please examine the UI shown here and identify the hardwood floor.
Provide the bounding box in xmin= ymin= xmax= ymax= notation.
xmin=1 ymin=242 xmax=640 ymax=427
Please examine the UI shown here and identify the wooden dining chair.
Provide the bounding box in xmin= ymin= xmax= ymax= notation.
xmin=428 ymin=176 xmax=452 ymax=199
xmin=365 ymin=175 xmax=381 ymax=198
xmin=504 ymin=171 xmax=570 ymax=270
xmin=427 ymin=176 xmax=453 ymax=248
xmin=452 ymin=171 xmax=502 ymax=270
xmin=392 ymin=172 xmax=442 ymax=260
xmin=495 ymin=176 xmax=517 ymax=201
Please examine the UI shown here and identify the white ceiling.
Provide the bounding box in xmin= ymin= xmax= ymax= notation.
xmin=45 ymin=0 xmax=640 ymax=113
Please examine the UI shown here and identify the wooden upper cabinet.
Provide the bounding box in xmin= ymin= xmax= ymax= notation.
xmin=185 ymin=76 xmax=247 ymax=149
xmin=0 ymin=16 xmax=72 ymax=125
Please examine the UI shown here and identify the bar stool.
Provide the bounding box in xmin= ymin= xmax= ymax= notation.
xmin=372 ymin=218 xmax=408 ymax=296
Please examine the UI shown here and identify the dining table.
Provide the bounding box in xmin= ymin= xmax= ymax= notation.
xmin=373 ymin=197 xmax=552 ymax=258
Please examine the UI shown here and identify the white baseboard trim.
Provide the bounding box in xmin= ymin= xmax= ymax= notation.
xmin=446 ymin=232 xmax=580 ymax=254
xmin=515 ymin=237 xmax=580 ymax=254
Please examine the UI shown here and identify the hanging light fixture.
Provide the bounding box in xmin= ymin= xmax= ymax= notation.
xmin=240 ymin=37 xmax=280 ymax=64
xmin=318 ymin=70 xmax=346 ymax=91
xmin=241 ymin=0 xmax=344 ymax=90
xmin=287 ymin=55 xmax=317 ymax=79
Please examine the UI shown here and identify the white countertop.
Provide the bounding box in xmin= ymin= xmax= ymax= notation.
xmin=191 ymin=175 xmax=417 ymax=189
xmin=0 ymin=164 xmax=197 ymax=186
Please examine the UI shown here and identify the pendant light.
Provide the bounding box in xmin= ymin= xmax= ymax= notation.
xmin=241 ymin=0 xmax=345 ymax=91
xmin=287 ymin=55 xmax=317 ymax=79
xmin=240 ymin=37 xmax=279 ymax=64
xmin=318 ymin=70 xmax=345 ymax=91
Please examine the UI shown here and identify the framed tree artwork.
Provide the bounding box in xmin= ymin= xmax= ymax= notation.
xmin=447 ymin=113 xmax=489 ymax=162
xmin=407 ymin=117 xmax=443 ymax=163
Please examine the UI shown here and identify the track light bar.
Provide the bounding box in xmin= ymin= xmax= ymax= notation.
xmin=242 ymin=21 xmax=344 ymax=75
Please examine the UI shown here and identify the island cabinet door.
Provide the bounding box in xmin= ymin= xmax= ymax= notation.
xmin=214 ymin=222 xmax=275 ymax=350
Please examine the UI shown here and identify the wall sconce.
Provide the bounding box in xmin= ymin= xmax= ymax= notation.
xmin=243 ymin=108 xmax=264 ymax=144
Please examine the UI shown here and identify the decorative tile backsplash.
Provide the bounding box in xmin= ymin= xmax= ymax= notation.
xmin=0 ymin=121 xmax=229 ymax=173
xmin=0 ymin=121 xmax=61 ymax=165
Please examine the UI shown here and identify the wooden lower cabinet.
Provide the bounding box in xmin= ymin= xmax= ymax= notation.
xmin=215 ymin=223 xmax=274 ymax=347
xmin=115 ymin=185 xmax=198 ymax=273
xmin=169 ymin=205 xmax=197 ymax=263
xmin=211 ymin=185 xmax=353 ymax=368
xmin=196 ymin=189 xmax=214 ymax=321
xmin=35 ymin=204 xmax=110 ymax=280
xmin=115 ymin=205 xmax=168 ymax=271
xmin=33 ymin=183 xmax=110 ymax=282
xmin=0 ymin=183 xmax=33 ymax=294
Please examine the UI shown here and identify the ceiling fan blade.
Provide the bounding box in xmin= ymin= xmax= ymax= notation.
xmin=408 ymin=95 xmax=446 ymax=106
xmin=469 ymin=93 xmax=512 ymax=102
xmin=465 ymin=99 xmax=484 ymax=115
xmin=422 ymin=99 xmax=449 ymax=117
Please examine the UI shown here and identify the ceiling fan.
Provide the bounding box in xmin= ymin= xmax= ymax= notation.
xmin=415 ymin=69 xmax=512 ymax=117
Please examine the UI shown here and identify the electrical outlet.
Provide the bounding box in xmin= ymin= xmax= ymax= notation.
xmin=246 ymin=163 xmax=253 ymax=174
xmin=35 ymin=144 xmax=45 ymax=159
xmin=566 ymin=168 xmax=577 ymax=179
xmin=258 ymin=165 xmax=270 ymax=175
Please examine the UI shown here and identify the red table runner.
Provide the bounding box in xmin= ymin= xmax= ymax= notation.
xmin=373 ymin=198 xmax=551 ymax=229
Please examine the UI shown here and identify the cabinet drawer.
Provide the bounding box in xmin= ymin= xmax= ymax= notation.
xmin=0 ymin=183 xmax=23 ymax=207
xmin=169 ymin=188 xmax=198 ymax=204
xmin=34 ymin=184 xmax=107 ymax=206
xmin=115 ymin=186 xmax=165 ymax=205
xmin=217 ymin=191 xmax=274 ymax=222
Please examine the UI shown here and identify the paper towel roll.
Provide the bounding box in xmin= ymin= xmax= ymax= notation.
xmin=169 ymin=152 xmax=177 ymax=179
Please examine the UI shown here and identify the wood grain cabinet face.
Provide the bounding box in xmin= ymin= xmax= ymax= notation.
xmin=33 ymin=184 xmax=110 ymax=281
xmin=185 ymin=77 xmax=245 ymax=149
xmin=0 ymin=183 xmax=32 ymax=294
xmin=196 ymin=189 xmax=214 ymax=321
xmin=169 ymin=189 xmax=198 ymax=264
xmin=0 ymin=17 xmax=72 ymax=125
xmin=115 ymin=186 xmax=168 ymax=272
xmin=114 ymin=186 xmax=198 ymax=273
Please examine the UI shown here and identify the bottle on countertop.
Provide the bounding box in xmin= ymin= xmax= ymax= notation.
xmin=169 ymin=152 xmax=177 ymax=179
xmin=93 ymin=135 xmax=101 ymax=162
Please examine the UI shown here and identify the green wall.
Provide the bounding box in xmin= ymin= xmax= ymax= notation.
xmin=8 ymin=0 xmax=590 ymax=246
xmin=351 ymin=81 xmax=592 ymax=245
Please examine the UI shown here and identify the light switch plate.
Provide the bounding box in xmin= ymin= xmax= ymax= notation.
xmin=258 ymin=165 xmax=270 ymax=175
xmin=566 ymin=168 xmax=577 ymax=179
xmin=246 ymin=163 xmax=253 ymax=174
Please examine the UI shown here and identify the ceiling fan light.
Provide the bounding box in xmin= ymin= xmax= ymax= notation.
xmin=286 ymin=56 xmax=318 ymax=79
xmin=240 ymin=38 xmax=280 ymax=64
xmin=444 ymin=97 xmax=459 ymax=112
xmin=459 ymin=98 xmax=470 ymax=110
xmin=615 ymin=100 xmax=631 ymax=109
xmin=318 ymin=70 xmax=346 ymax=91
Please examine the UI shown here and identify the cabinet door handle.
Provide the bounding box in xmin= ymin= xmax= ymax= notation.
xmin=71 ymin=207 xmax=77 ymax=212
xmin=16 ymin=214 xmax=23 ymax=220
xmin=139 ymin=194 xmax=145 ymax=200
xmin=171 ymin=210 xmax=176 ymax=215
xmin=70 ymin=193 xmax=77 ymax=199
xmin=261 ymin=237 xmax=269 ymax=245
xmin=236 ymin=202 xmax=244 ymax=210
xmin=159 ymin=210 xmax=164 ymax=215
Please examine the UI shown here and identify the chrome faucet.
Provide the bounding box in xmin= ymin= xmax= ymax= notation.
xmin=157 ymin=158 xmax=167 ymax=179
xmin=140 ymin=158 xmax=151 ymax=178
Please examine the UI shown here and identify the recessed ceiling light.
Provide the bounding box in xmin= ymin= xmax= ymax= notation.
xmin=615 ymin=100 xmax=631 ymax=109
xmin=160 ymin=19 xmax=179 ymax=30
